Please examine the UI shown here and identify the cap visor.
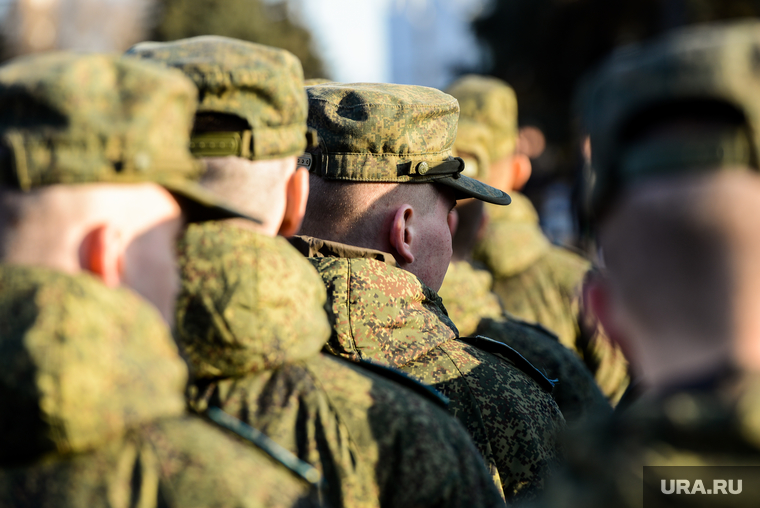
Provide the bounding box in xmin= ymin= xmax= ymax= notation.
xmin=437 ymin=174 xmax=511 ymax=205
xmin=160 ymin=179 xmax=262 ymax=224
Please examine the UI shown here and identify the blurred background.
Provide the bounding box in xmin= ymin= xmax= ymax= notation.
xmin=3 ymin=0 xmax=760 ymax=248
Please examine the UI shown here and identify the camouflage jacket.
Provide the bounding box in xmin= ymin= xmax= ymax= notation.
xmin=473 ymin=192 xmax=630 ymax=404
xmin=292 ymin=236 xmax=567 ymax=504
xmin=0 ymin=264 xmax=319 ymax=508
xmin=534 ymin=373 xmax=760 ymax=508
xmin=176 ymin=223 xmax=505 ymax=508
xmin=439 ymin=260 xmax=611 ymax=423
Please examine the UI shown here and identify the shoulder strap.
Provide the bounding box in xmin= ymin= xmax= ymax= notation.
xmin=503 ymin=313 xmax=561 ymax=342
xmin=206 ymin=407 xmax=325 ymax=490
xmin=353 ymin=358 xmax=450 ymax=409
xmin=459 ymin=335 xmax=557 ymax=394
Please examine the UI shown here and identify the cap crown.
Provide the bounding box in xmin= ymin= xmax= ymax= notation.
xmin=446 ymin=75 xmax=518 ymax=164
xmin=127 ymin=36 xmax=308 ymax=160
xmin=584 ymin=21 xmax=760 ymax=214
xmin=0 ymin=52 xmax=201 ymax=190
xmin=306 ymin=82 xmax=460 ymax=181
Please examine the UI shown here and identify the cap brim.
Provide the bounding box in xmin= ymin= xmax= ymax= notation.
xmin=160 ymin=179 xmax=262 ymax=224
xmin=436 ymin=174 xmax=511 ymax=205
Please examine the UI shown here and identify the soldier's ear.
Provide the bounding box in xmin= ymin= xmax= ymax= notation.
xmin=78 ymin=224 xmax=124 ymax=287
xmin=511 ymin=153 xmax=532 ymax=191
xmin=585 ymin=273 xmax=633 ymax=360
xmin=389 ymin=204 xmax=414 ymax=264
xmin=279 ymin=167 xmax=310 ymax=237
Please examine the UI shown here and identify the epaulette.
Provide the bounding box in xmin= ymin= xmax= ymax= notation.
xmin=350 ymin=358 xmax=450 ymax=409
xmin=206 ymin=407 xmax=325 ymax=490
xmin=459 ymin=335 xmax=557 ymax=394
xmin=503 ymin=312 xmax=560 ymax=342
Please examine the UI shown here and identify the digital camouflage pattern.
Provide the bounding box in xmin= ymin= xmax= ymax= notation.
xmin=533 ymin=375 xmax=760 ymax=508
xmin=474 ymin=192 xmax=630 ymax=404
xmin=176 ymin=222 xmax=506 ymax=508
xmin=126 ymin=36 xmax=309 ymax=160
xmin=305 ymin=83 xmax=511 ymax=205
xmin=0 ymin=264 xmax=320 ymax=508
xmin=582 ymin=21 xmax=760 ymax=216
xmin=296 ymin=236 xmax=566 ymax=503
xmin=176 ymin=223 xmax=329 ymax=378
xmin=446 ymin=75 xmax=518 ymax=164
xmin=438 ymin=259 xmax=503 ymax=337
xmin=0 ymin=52 xmax=250 ymax=222
xmin=439 ymin=260 xmax=611 ymax=423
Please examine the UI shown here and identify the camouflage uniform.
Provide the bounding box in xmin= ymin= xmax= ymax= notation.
xmin=301 ymin=83 xmax=565 ymax=503
xmin=446 ymin=75 xmax=630 ymax=404
xmin=0 ymin=53 xmax=319 ymax=507
xmin=439 ymin=260 xmax=611 ymax=423
xmin=292 ymin=235 xmax=565 ymax=503
xmin=130 ymin=38 xmax=505 ymax=508
xmin=0 ymin=266 xmax=319 ymax=508
xmin=533 ymin=21 xmax=760 ymax=508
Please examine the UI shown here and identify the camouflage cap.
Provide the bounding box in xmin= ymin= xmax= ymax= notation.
xmin=583 ymin=21 xmax=760 ymax=215
xmin=126 ymin=36 xmax=312 ymax=161
xmin=0 ymin=52 xmax=256 ymax=223
xmin=304 ymin=82 xmax=510 ymax=205
xmin=446 ymin=75 xmax=519 ymax=165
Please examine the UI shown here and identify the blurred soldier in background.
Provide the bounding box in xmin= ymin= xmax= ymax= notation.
xmin=445 ymin=75 xmax=630 ymax=405
xmin=0 ymin=52 xmax=320 ymax=507
xmin=537 ymin=20 xmax=760 ymax=507
xmin=129 ymin=37 xmax=505 ymax=508
xmin=297 ymin=82 xmax=565 ymax=504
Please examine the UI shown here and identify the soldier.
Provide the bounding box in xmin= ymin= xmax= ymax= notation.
xmin=296 ymin=82 xmax=565 ymax=503
xmin=0 ymin=53 xmax=320 ymax=507
xmin=439 ymin=192 xmax=610 ymax=423
xmin=128 ymin=37 xmax=505 ymax=508
xmin=445 ymin=75 xmax=630 ymax=404
xmin=536 ymin=21 xmax=760 ymax=507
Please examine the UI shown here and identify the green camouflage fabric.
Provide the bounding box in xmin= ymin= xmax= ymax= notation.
xmin=582 ymin=21 xmax=760 ymax=216
xmin=0 ymin=52 xmax=245 ymax=222
xmin=0 ymin=264 xmax=320 ymax=508
xmin=176 ymin=223 xmax=506 ymax=508
xmin=127 ymin=36 xmax=309 ymax=160
xmin=438 ymin=260 xmax=503 ymax=337
xmin=532 ymin=374 xmax=760 ymax=508
xmin=474 ymin=193 xmax=630 ymax=404
xmin=446 ymin=75 xmax=518 ymax=164
xmin=440 ymin=260 xmax=611 ymax=423
xmin=295 ymin=236 xmax=566 ymax=503
xmin=305 ymin=83 xmax=511 ymax=205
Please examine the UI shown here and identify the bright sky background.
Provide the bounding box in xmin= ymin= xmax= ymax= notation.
xmin=290 ymin=0 xmax=488 ymax=85
xmin=290 ymin=0 xmax=392 ymax=83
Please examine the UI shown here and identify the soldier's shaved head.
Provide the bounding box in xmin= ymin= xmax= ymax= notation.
xmin=0 ymin=183 xmax=184 ymax=322
xmin=199 ymin=156 xmax=300 ymax=237
xmin=300 ymin=175 xmax=436 ymax=248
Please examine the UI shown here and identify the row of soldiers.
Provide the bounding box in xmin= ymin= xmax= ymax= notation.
xmin=0 ymin=15 xmax=758 ymax=508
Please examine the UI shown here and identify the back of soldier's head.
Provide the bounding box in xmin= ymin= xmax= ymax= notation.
xmin=0 ymin=52 xmax=249 ymax=321
xmin=300 ymin=82 xmax=511 ymax=238
xmin=584 ymin=20 xmax=760 ymax=354
xmin=299 ymin=83 xmax=511 ymax=289
xmin=127 ymin=36 xmax=313 ymax=234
